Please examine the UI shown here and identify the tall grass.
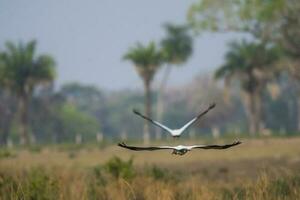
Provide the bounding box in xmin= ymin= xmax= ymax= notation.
xmin=0 ymin=157 xmax=300 ymax=200
xmin=1 ymin=138 xmax=300 ymax=199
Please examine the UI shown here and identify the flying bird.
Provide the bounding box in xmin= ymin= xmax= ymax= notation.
xmin=118 ymin=141 xmax=241 ymax=156
xmin=133 ymin=103 xmax=216 ymax=138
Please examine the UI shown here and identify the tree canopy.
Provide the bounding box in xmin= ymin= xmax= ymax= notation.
xmin=161 ymin=23 xmax=193 ymax=65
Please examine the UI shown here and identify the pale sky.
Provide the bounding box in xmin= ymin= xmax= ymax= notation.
xmin=0 ymin=0 xmax=243 ymax=90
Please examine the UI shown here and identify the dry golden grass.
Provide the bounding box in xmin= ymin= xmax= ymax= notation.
xmin=2 ymin=137 xmax=300 ymax=168
xmin=0 ymin=137 xmax=300 ymax=199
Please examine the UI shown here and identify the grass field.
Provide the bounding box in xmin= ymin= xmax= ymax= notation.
xmin=1 ymin=137 xmax=300 ymax=199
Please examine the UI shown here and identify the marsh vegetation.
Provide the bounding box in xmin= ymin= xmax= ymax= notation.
xmin=1 ymin=137 xmax=300 ymax=200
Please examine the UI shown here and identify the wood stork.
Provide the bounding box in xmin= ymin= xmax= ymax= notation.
xmin=118 ymin=141 xmax=241 ymax=155
xmin=133 ymin=103 xmax=216 ymax=138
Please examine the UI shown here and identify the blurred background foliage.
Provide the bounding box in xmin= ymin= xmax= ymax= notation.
xmin=0 ymin=0 xmax=300 ymax=146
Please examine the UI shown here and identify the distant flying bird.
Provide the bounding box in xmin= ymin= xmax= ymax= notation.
xmin=118 ymin=141 xmax=241 ymax=156
xmin=133 ymin=103 xmax=216 ymax=138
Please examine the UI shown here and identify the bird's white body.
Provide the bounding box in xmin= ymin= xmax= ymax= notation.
xmin=171 ymin=129 xmax=182 ymax=137
xmin=174 ymin=145 xmax=188 ymax=150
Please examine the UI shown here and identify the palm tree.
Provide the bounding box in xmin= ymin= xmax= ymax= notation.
xmin=279 ymin=4 xmax=300 ymax=131
xmin=0 ymin=40 xmax=56 ymax=145
xmin=161 ymin=23 xmax=193 ymax=67
xmin=156 ymin=23 xmax=193 ymax=139
xmin=215 ymin=40 xmax=280 ymax=135
xmin=0 ymin=58 xmax=16 ymax=145
xmin=123 ymin=42 xmax=163 ymax=144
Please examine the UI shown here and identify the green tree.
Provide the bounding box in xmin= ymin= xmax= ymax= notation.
xmin=105 ymin=90 xmax=144 ymax=139
xmin=188 ymin=0 xmax=300 ymax=131
xmin=29 ymin=87 xmax=64 ymax=143
xmin=123 ymin=42 xmax=163 ymax=144
xmin=161 ymin=23 xmax=193 ymax=67
xmin=0 ymin=55 xmax=15 ymax=145
xmin=188 ymin=0 xmax=286 ymax=37
xmin=57 ymin=103 xmax=100 ymax=142
xmin=215 ymin=40 xmax=280 ymax=135
xmin=188 ymin=0 xmax=298 ymax=57
xmin=60 ymin=82 xmax=106 ymax=116
xmin=0 ymin=40 xmax=56 ymax=145
xmin=0 ymin=89 xmax=17 ymax=145
xmin=156 ymin=23 xmax=193 ymax=139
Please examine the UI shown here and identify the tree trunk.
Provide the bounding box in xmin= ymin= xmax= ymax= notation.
xmin=156 ymin=65 xmax=172 ymax=140
xmin=298 ymin=97 xmax=300 ymax=132
xmin=143 ymin=80 xmax=151 ymax=145
xmin=249 ymin=92 xmax=258 ymax=136
xmin=242 ymin=91 xmax=257 ymax=136
xmin=19 ymin=94 xmax=30 ymax=145
xmin=223 ymin=76 xmax=231 ymax=105
xmin=0 ymin=113 xmax=12 ymax=146
xmin=0 ymin=92 xmax=14 ymax=145
xmin=0 ymin=95 xmax=5 ymax=144
xmin=0 ymin=102 xmax=5 ymax=145
xmin=254 ymin=90 xmax=264 ymax=134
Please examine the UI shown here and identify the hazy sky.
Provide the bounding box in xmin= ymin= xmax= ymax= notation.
xmin=0 ymin=0 xmax=243 ymax=90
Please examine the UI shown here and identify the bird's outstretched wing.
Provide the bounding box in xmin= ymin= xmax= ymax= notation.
xmin=133 ymin=109 xmax=173 ymax=133
xmin=180 ymin=103 xmax=216 ymax=132
xmin=190 ymin=141 xmax=241 ymax=150
xmin=118 ymin=142 xmax=174 ymax=151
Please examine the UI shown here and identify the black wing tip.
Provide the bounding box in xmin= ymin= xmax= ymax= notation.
xmin=118 ymin=142 xmax=127 ymax=147
xmin=132 ymin=108 xmax=141 ymax=115
xmin=209 ymin=102 xmax=216 ymax=109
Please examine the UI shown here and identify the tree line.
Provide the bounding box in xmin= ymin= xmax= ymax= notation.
xmin=1 ymin=0 xmax=300 ymax=145
xmin=187 ymin=0 xmax=300 ymax=135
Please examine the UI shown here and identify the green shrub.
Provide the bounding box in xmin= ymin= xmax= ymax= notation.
xmin=220 ymin=186 xmax=246 ymax=200
xmin=268 ymin=178 xmax=291 ymax=198
xmin=103 ymin=156 xmax=135 ymax=180
xmin=0 ymin=173 xmax=19 ymax=199
xmin=68 ymin=151 xmax=77 ymax=159
xmin=220 ymin=188 xmax=234 ymax=200
xmin=291 ymin=175 xmax=300 ymax=187
xmin=23 ymin=167 xmax=59 ymax=200
xmin=28 ymin=145 xmax=42 ymax=153
xmin=87 ymin=165 xmax=108 ymax=200
xmin=0 ymin=148 xmax=16 ymax=159
xmin=92 ymin=165 xmax=106 ymax=186
xmin=147 ymin=165 xmax=182 ymax=183
xmin=148 ymin=165 xmax=168 ymax=180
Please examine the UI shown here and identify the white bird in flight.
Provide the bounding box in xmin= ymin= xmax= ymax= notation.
xmin=118 ymin=141 xmax=241 ymax=156
xmin=133 ymin=103 xmax=216 ymax=138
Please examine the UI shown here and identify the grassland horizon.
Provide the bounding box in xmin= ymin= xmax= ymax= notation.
xmin=1 ymin=137 xmax=300 ymax=199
